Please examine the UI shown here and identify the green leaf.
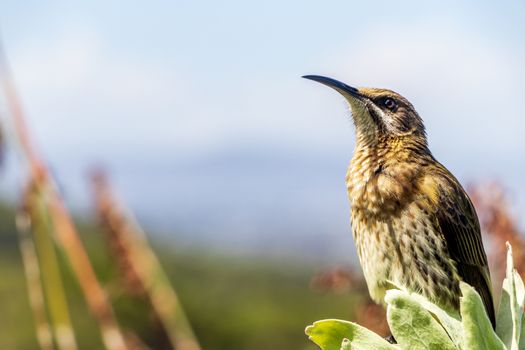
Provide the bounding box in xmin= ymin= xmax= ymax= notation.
xmin=385 ymin=280 xmax=463 ymax=348
xmin=519 ymin=312 xmax=525 ymax=350
xmin=460 ymin=282 xmax=506 ymax=350
xmin=497 ymin=277 xmax=515 ymax=348
xmin=385 ymin=289 xmax=457 ymax=350
xmin=497 ymin=243 xmax=525 ymax=350
xmin=408 ymin=292 xmax=463 ymax=348
xmin=305 ymin=319 xmax=398 ymax=350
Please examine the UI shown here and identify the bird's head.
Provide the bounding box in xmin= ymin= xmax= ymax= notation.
xmin=303 ymin=75 xmax=426 ymax=147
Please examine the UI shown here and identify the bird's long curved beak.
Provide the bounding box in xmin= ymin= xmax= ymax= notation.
xmin=302 ymin=75 xmax=363 ymax=100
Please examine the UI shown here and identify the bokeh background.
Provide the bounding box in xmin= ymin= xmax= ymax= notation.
xmin=0 ymin=1 xmax=523 ymax=349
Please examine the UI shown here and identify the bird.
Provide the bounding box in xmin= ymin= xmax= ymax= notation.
xmin=303 ymin=75 xmax=495 ymax=327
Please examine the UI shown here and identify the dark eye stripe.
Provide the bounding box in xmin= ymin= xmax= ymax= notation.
xmin=367 ymin=105 xmax=387 ymax=132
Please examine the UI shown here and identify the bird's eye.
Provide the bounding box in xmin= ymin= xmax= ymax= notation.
xmin=383 ymin=98 xmax=397 ymax=111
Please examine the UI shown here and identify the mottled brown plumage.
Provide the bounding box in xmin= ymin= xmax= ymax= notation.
xmin=304 ymin=75 xmax=495 ymax=326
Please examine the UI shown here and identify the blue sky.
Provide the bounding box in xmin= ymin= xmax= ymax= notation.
xmin=1 ymin=1 xmax=524 ymax=260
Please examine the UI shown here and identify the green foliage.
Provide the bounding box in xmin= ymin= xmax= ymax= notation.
xmin=386 ymin=289 xmax=457 ymax=350
xmin=305 ymin=319 xmax=397 ymax=350
xmin=497 ymin=243 xmax=525 ymax=350
xmin=306 ymin=243 xmax=525 ymax=350
xmin=460 ymin=282 xmax=506 ymax=349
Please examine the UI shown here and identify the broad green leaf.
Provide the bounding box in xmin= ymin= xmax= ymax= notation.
xmin=460 ymin=282 xmax=506 ymax=350
xmin=409 ymin=292 xmax=463 ymax=348
xmin=382 ymin=282 xmax=462 ymax=348
xmin=496 ymin=277 xmax=513 ymax=347
xmin=498 ymin=243 xmax=525 ymax=350
xmin=385 ymin=289 xmax=457 ymax=350
xmin=497 ymin=243 xmax=525 ymax=350
xmin=511 ymin=269 xmax=524 ymax=344
xmin=305 ymin=319 xmax=398 ymax=350
xmin=385 ymin=280 xmax=462 ymax=347
xmin=519 ymin=312 xmax=525 ymax=350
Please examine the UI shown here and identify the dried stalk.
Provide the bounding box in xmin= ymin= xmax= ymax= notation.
xmin=91 ymin=171 xmax=201 ymax=350
xmin=0 ymin=44 xmax=128 ymax=350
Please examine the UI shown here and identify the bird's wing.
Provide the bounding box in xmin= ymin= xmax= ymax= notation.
xmin=431 ymin=169 xmax=495 ymax=327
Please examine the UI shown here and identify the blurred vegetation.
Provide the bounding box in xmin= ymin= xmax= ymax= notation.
xmin=0 ymin=202 xmax=365 ymax=350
